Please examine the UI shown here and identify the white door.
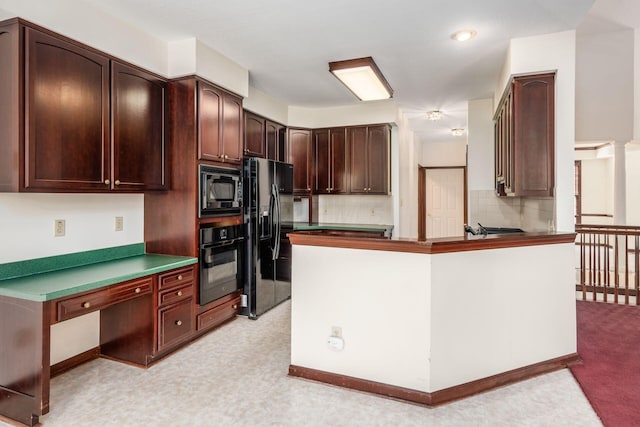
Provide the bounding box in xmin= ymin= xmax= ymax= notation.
xmin=425 ymin=168 xmax=465 ymax=238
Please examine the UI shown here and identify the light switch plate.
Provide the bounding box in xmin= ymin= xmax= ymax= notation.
xmin=115 ymin=216 xmax=123 ymax=232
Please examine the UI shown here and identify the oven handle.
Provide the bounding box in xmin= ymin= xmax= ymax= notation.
xmin=200 ymin=238 xmax=244 ymax=250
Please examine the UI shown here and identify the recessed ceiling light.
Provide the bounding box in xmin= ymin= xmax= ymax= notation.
xmin=426 ymin=110 xmax=443 ymax=121
xmin=451 ymin=30 xmax=477 ymax=42
xmin=451 ymin=128 xmax=465 ymax=136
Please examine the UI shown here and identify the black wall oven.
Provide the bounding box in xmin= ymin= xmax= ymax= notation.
xmin=199 ymin=224 xmax=243 ymax=306
xmin=199 ymin=164 xmax=243 ymax=217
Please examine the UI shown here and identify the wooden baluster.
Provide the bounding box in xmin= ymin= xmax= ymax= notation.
xmin=613 ymin=234 xmax=620 ymax=304
xmin=633 ymin=234 xmax=640 ymax=305
xmin=603 ymin=233 xmax=608 ymax=303
xmin=580 ymin=232 xmax=586 ymax=301
xmin=625 ymin=235 xmax=630 ymax=305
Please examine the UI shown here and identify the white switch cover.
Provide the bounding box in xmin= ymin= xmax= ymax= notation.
xmin=115 ymin=216 xmax=124 ymax=232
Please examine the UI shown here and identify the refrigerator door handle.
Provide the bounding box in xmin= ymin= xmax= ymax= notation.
xmin=273 ymin=184 xmax=282 ymax=260
xmin=270 ymin=183 xmax=279 ymax=260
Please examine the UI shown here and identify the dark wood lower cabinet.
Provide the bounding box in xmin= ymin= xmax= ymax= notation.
xmin=0 ymin=297 xmax=50 ymax=426
xmin=197 ymin=290 xmax=242 ymax=331
xmin=157 ymin=298 xmax=194 ymax=352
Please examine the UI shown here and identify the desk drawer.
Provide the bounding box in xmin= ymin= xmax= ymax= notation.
xmin=56 ymin=276 xmax=153 ymax=322
xmin=158 ymin=298 xmax=194 ymax=352
xmin=158 ymin=266 xmax=194 ymax=291
xmin=158 ymin=283 xmax=193 ymax=307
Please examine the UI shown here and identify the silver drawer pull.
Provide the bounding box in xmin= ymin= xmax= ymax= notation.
xmin=175 ymin=320 xmax=183 ymax=326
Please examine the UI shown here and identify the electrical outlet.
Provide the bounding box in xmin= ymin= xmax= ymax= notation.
xmin=54 ymin=219 xmax=65 ymax=237
xmin=115 ymin=216 xmax=124 ymax=232
xmin=331 ymin=326 xmax=342 ymax=338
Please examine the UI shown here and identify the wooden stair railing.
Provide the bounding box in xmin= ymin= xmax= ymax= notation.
xmin=575 ymin=224 xmax=640 ymax=305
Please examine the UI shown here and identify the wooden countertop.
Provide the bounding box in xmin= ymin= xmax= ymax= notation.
xmin=288 ymin=231 xmax=576 ymax=254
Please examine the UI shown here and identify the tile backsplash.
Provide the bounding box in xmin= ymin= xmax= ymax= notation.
xmin=293 ymin=194 xmax=393 ymax=225
xmin=468 ymin=190 xmax=554 ymax=232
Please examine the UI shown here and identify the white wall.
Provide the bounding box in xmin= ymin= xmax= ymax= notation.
xmin=576 ymin=29 xmax=634 ymax=142
xmin=467 ymin=99 xmax=494 ymax=191
xmin=288 ymin=100 xmax=398 ymax=129
xmin=0 ymin=194 xmax=144 ymax=263
xmin=581 ymin=158 xmax=614 ymax=218
xmin=243 ymin=86 xmax=289 ymax=125
xmin=291 ymin=242 xmax=576 ymax=393
xmin=395 ymin=109 xmax=420 ymax=238
xmin=0 ymin=0 xmax=167 ymax=76
xmin=626 ymin=147 xmax=640 ymax=225
xmin=499 ymin=30 xmax=577 ymax=233
xmin=419 ymin=140 xmax=466 ymax=167
xmin=636 ymin=29 xmax=640 ymax=140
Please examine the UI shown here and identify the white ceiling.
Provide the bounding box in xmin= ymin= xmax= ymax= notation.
xmin=8 ymin=0 xmax=640 ymax=143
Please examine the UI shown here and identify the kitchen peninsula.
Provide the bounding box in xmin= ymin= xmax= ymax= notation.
xmin=288 ymin=231 xmax=578 ymax=405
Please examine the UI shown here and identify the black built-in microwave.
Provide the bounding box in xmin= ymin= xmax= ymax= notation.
xmin=199 ymin=164 xmax=243 ymax=217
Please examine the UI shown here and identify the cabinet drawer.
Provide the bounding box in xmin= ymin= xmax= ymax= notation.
xmin=158 ymin=283 xmax=193 ymax=307
xmin=197 ymin=296 xmax=241 ymax=331
xmin=158 ymin=266 xmax=194 ymax=291
xmin=57 ymin=276 xmax=152 ymax=322
xmin=158 ymin=298 xmax=194 ymax=352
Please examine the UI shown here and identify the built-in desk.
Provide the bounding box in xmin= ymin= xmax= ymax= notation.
xmin=0 ymin=244 xmax=197 ymax=426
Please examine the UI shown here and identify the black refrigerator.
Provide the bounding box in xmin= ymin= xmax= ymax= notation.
xmin=242 ymin=157 xmax=293 ymax=319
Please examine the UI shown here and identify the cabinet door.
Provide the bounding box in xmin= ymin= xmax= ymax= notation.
xmin=244 ymin=111 xmax=265 ymax=158
xmin=513 ymin=74 xmax=554 ymax=196
xmin=348 ymin=126 xmax=368 ymax=193
xmin=329 ymin=128 xmax=347 ymax=193
xmin=25 ymin=28 xmax=110 ymax=191
xmin=198 ymin=81 xmax=222 ymax=161
xmin=288 ymin=128 xmax=312 ymax=194
xmin=366 ymin=125 xmax=389 ymax=194
xmin=222 ymin=93 xmax=243 ymax=164
xmin=111 ymin=61 xmax=167 ymax=191
xmin=266 ymin=120 xmax=285 ymax=161
xmin=313 ymin=129 xmax=330 ymax=194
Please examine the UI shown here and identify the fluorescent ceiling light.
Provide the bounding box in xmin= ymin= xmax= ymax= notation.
xmin=426 ymin=110 xmax=443 ymax=121
xmin=451 ymin=30 xmax=477 ymax=42
xmin=329 ymin=57 xmax=393 ymax=101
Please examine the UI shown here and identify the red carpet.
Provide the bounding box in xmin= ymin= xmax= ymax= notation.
xmin=571 ymin=300 xmax=640 ymax=427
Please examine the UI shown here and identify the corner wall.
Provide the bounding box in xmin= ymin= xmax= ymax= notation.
xmin=498 ymin=30 xmax=577 ymax=233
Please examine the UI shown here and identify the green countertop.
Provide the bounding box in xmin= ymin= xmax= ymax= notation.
xmin=293 ymin=222 xmax=393 ymax=233
xmin=0 ymin=244 xmax=197 ymax=302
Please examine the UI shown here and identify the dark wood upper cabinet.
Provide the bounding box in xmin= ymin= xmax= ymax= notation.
xmin=365 ymin=125 xmax=390 ymax=194
xmin=288 ymin=128 xmax=312 ymax=194
xmin=198 ymin=81 xmax=243 ymax=165
xmin=111 ymin=61 xmax=167 ymax=191
xmin=314 ymin=127 xmax=347 ymax=194
xmin=348 ymin=125 xmax=390 ymax=195
xmin=222 ymin=95 xmax=243 ymax=163
xmin=0 ymin=19 xmax=168 ymax=193
xmin=348 ymin=126 xmax=368 ymax=193
xmin=25 ymin=27 xmax=110 ymax=191
xmin=266 ymin=120 xmax=286 ymax=162
xmin=244 ymin=110 xmax=286 ymax=161
xmin=244 ymin=111 xmax=266 ymax=158
xmin=494 ymin=72 xmax=554 ymax=197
